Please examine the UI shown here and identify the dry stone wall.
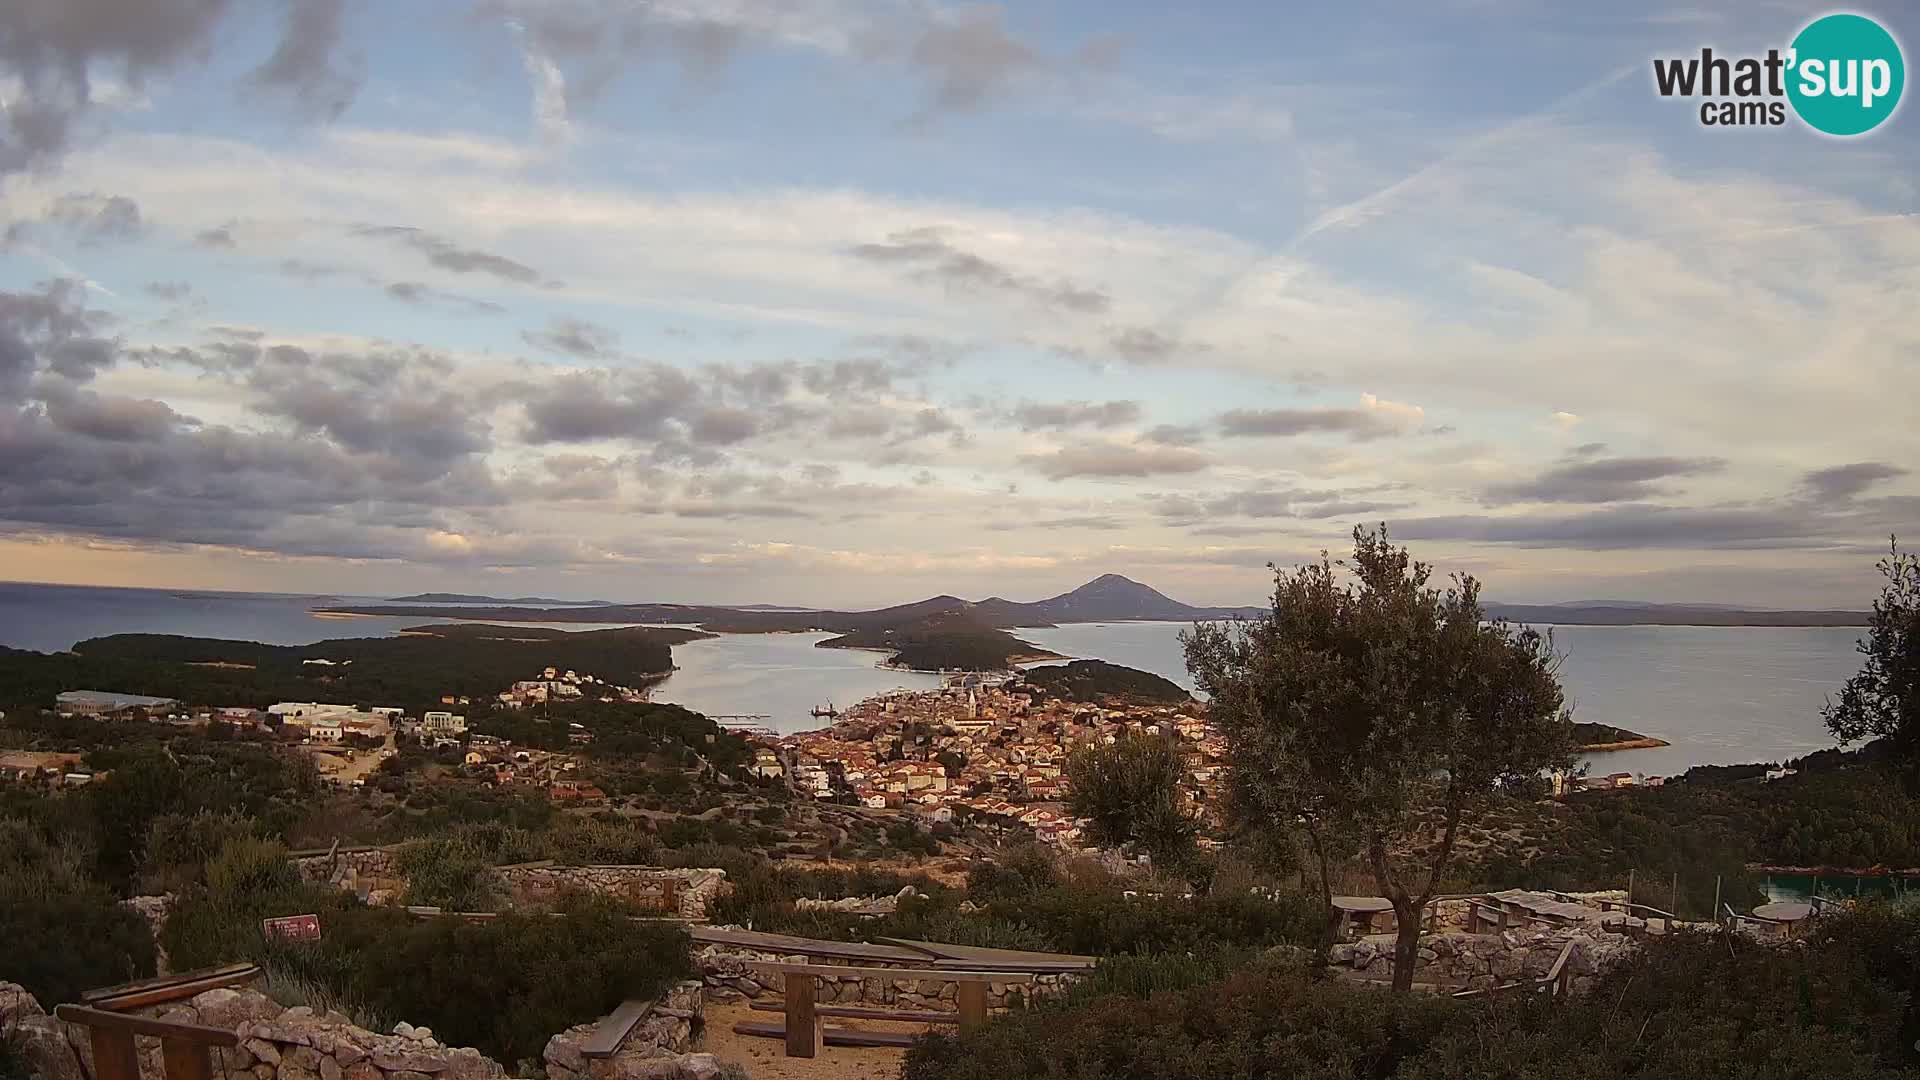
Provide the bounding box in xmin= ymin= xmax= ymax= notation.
xmin=288 ymin=848 xmax=727 ymax=921
xmin=541 ymin=982 xmax=717 ymax=1080
xmin=693 ymin=937 xmax=1079 ymax=1012
xmin=1327 ymin=926 xmax=1634 ymax=993
xmin=0 ymin=984 xmax=502 ymax=1080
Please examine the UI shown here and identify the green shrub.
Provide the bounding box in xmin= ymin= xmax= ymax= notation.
xmin=397 ymin=838 xmax=500 ymax=911
xmin=0 ymin=817 xmax=156 ymax=1005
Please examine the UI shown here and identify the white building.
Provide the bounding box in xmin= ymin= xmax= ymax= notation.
xmin=308 ymin=719 xmax=345 ymax=743
xmin=422 ymin=711 xmax=467 ymax=735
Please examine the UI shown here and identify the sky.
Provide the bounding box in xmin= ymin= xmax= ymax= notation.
xmin=0 ymin=0 xmax=1916 ymax=609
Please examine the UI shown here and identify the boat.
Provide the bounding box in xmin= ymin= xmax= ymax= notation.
xmin=809 ymin=701 xmax=838 ymax=718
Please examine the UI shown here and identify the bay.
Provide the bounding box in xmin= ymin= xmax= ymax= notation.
xmin=0 ymin=582 xmax=1870 ymax=772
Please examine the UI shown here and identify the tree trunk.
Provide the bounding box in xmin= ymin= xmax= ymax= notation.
xmin=1391 ymin=898 xmax=1422 ymax=992
xmin=1302 ymin=817 xmax=1339 ymax=963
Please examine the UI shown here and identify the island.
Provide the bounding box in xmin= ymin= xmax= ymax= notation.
xmin=1018 ymin=659 xmax=1190 ymax=705
xmin=1573 ymin=721 xmax=1671 ymax=752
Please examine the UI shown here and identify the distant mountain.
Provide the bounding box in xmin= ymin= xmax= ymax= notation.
xmin=387 ymin=593 xmax=615 ymax=605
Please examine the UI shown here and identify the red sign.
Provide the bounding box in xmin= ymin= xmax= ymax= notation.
xmin=261 ymin=914 xmax=321 ymax=942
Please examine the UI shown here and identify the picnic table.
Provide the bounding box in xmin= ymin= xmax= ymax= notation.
xmin=1331 ymin=896 xmax=1394 ymax=937
xmin=1751 ymin=901 xmax=1815 ymax=936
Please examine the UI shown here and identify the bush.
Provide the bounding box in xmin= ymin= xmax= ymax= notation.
xmin=0 ymin=817 xmax=156 ymax=1005
xmin=397 ymin=838 xmax=500 ymax=911
xmin=905 ymin=906 xmax=1920 ymax=1080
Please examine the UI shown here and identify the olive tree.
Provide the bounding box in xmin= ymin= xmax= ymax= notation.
xmin=1824 ymin=536 xmax=1920 ymax=782
xmin=1065 ymin=731 xmax=1197 ymax=869
xmin=1184 ymin=525 xmax=1572 ymax=991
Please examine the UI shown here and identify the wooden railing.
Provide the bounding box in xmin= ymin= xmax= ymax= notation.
xmin=53 ymin=1005 xmax=238 ymax=1080
xmin=1450 ymin=937 xmax=1579 ymax=1001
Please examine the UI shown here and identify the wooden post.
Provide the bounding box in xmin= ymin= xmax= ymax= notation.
xmin=784 ymin=973 xmax=818 ymax=1058
xmin=957 ymin=981 xmax=989 ymax=1031
xmin=1626 ymin=869 xmax=1635 ymax=910
xmin=161 ymin=1038 xmax=215 ymax=1080
xmin=660 ymin=877 xmax=680 ymax=916
xmin=86 ymin=1026 xmax=141 ymax=1080
xmin=1670 ymin=873 xmax=1679 ymax=920
xmin=1712 ymin=877 xmax=1722 ymax=925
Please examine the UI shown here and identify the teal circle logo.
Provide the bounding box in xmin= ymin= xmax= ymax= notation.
xmin=1787 ymin=13 xmax=1904 ymax=135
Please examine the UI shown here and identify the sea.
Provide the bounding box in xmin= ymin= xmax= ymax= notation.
xmin=0 ymin=581 xmax=1867 ymax=774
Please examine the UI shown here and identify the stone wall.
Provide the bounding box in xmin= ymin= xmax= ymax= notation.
xmin=1327 ymin=926 xmax=1634 ymax=994
xmin=1 ymin=983 xmax=502 ymax=1080
xmin=541 ymin=982 xmax=718 ymax=1080
xmin=121 ymin=896 xmax=175 ymax=974
xmin=289 ymin=849 xmax=728 ymax=921
xmin=693 ymin=938 xmax=1079 ymax=1013
xmin=496 ymin=867 xmax=727 ymax=922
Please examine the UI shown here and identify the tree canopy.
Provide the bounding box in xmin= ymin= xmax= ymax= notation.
xmin=1824 ymin=536 xmax=1920 ymax=780
xmin=1183 ymin=525 xmax=1572 ymax=990
xmin=1065 ymin=731 xmax=1197 ymax=869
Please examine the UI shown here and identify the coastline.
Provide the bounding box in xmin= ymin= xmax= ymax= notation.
xmin=1578 ymin=737 xmax=1672 ymax=752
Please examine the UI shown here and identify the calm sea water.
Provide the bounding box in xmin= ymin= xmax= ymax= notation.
xmin=1019 ymin=621 xmax=1866 ymax=778
xmin=0 ymin=582 xmax=1869 ymax=768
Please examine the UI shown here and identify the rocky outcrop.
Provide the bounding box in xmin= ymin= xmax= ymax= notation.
xmin=541 ymin=983 xmax=714 ymax=1080
xmin=120 ymin=897 xmax=176 ymax=974
xmin=693 ymin=938 xmax=1078 ymax=1011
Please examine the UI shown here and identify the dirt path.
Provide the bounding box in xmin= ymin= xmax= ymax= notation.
xmin=697 ymin=1001 xmax=930 ymax=1080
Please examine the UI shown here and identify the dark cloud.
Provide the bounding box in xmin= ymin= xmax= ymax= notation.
xmin=1009 ymin=399 xmax=1140 ymax=431
xmin=902 ymin=7 xmax=1038 ymax=117
xmin=1142 ymin=423 xmax=1205 ymax=447
xmin=523 ymin=315 xmax=619 ymax=358
xmin=0 ymin=0 xmax=232 ymax=174
xmin=1217 ymin=406 xmax=1411 ymax=441
xmin=248 ymin=0 xmax=362 ymax=118
xmin=1483 ymin=456 xmax=1726 ymax=505
xmin=989 ymin=514 xmax=1127 ymax=531
xmin=1108 ymin=327 xmax=1186 ymax=364
xmin=1022 ymin=440 xmax=1209 ymax=479
xmin=0 ymin=289 xmax=505 ymax=561
xmin=826 ymin=411 xmax=892 ymax=440
xmin=1801 ymin=462 xmax=1907 ymax=503
xmin=1570 ymin=441 xmax=1608 ymax=457
xmin=1151 ymin=486 xmax=1397 ymax=524
xmin=519 ymin=367 xmax=702 ymax=444
xmin=850 ymin=227 xmax=1109 ymax=313
xmin=1393 ymin=505 xmax=1830 ymax=551
xmin=353 ymin=225 xmax=540 ymax=283
xmin=47 ymin=193 xmax=143 ymax=242
xmin=383 ymin=281 xmax=504 ymax=315
xmin=194 ymin=224 xmax=236 ymax=248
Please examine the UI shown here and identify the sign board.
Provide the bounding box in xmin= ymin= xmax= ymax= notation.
xmin=261 ymin=914 xmax=321 ymax=943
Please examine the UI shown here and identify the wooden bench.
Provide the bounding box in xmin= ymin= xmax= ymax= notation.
xmin=730 ymin=1022 xmax=916 ymax=1049
xmin=83 ymin=964 xmax=263 ymax=1012
xmin=736 ymin=963 xmax=1033 ymax=1058
xmin=748 ymin=1002 xmax=959 ymax=1024
xmin=55 ymin=1005 xmax=239 ymax=1080
xmin=577 ymin=998 xmax=656 ymax=1059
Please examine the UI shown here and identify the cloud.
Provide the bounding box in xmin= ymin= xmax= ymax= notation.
xmin=1218 ymin=393 xmax=1425 ymax=441
xmin=902 ymin=6 xmax=1038 ymax=117
xmin=1009 ymin=399 xmax=1141 ymax=431
xmin=248 ymin=0 xmax=361 ymax=118
xmin=383 ymin=281 xmax=505 ymax=315
xmin=0 ymin=0 xmax=232 ymax=174
xmin=1393 ymin=505 xmax=1831 ymax=551
xmin=352 ymin=225 xmax=541 ymax=283
xmin=1022 ymin=440 xmax=1209 ymax=479
xmin=1142 ymin=423 xmax=1205 ymax=447
xmin=47 ymin=193 xmax=144 ymax=242
xmin=1151 ymin=486 xmax=1398 ymax=523
xmin=1484 ymin=455 xmax=1727 ymax=505
xmin=1800 ymin=462 xmax=1908 ymax=503
xmin=1551 ymin=410 xmax=1581 ymax=429
xmin=144 ymin=281 xmax=192 ymax=301
xmin=522 ymin=316 xmax=619 ymax=358
xmin=519 ymin=366 xmax=702 ymax=445
xmin=194 ymin=224 xmax=236 ymax=248
xmin=850 ymin=226 xmax=1110 ymax=313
